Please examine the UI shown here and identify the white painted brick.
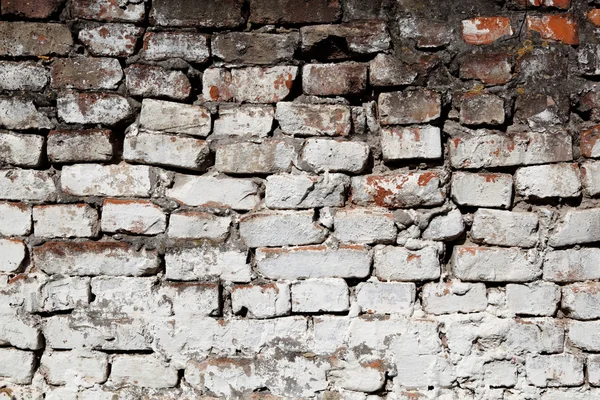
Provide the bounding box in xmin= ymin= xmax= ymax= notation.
xmin=34 ymin=241 xmax=160 ymax=276
xmin=40 ymin=351 xmax=108 ymax=387
xmin=78 ymin=23 xmax=144 ymax=57
xmin=276 ymin=102 xmax=352 ymax=136
xmin=57 ymin=92 xmax=132 ymax=125
xmin=544 ymin=248 xmax=600 ymax=282
xmin=291 ymin=278 xmax=349 ymax=312
xmin=0 ymin=98 xmax=53 ymax=130
xmin=471 ymin=209 xmax=539 ymax=248
xmin=333 ymin=208 xmax=397 ymax=244
xmin=515 ymin=163 xmax=581 ymax=198
xmin=562 ymin=283 xmax=600 ymax=320
xmin=0 ymin=239 xmax=26 ymax=273
xmin=549 ymin=208 xmax=600 ymax=247
xmin=0 ymin=61 xmax=48 ymax=91
xmin=33 ymin=204 xmax=99 ymax=238
xmin=484 ymin=361 xmax=518 ymax=388
xmin=451 ymin=246 xmax=541 ymax=282
xmin=214 ymin=104 xmax=273 ymax=138
xmin=142 ymin=31 xmax=209 ymax=62
xmin=255 ymin=244 xmax=371 ymax=279
xmin=125 ymin=64 xmax=190 ymax=100
xmin=369 ymin=54 xmax=417 ymax=87
xmin=110 ymin=355 xmax=178 ymax=388
xmin=0 ymin=202 xmax=31 ymax=236
xmin=239 ymin=210 xmax=327 ymax=247
xmin=300 ymin=138 xmax=369 ymax=173
xmin=231 ymin=282 xmax=291 ymax=319
xmin=381 ymin=125 xmax=442 ymax=160
xmin=167 ymin=174 xmax=260 ymax=210
xmin=451 ymin=172 xmax=513 ymax=209
xmin=265 ymin=173 xmax=349 ymax=209
xmin=526 ymin=354 xmax=583 ymax=387
xmin=32 ymin=276 xmax=90 ymax=313
xmin=47 ymin=129 xmax=113 ymax=163
xmin=506 ymin=283 xmax=560 ymax=316
xmin=89 ymin=277 xmax=169 ymax=318
xmin=167 ymin=211 xmax=230 ymax=240
xmin=0 ymin=348 xmax=35 ymax=384
xmin=569 ymin=320 xmax=600 ymax=351
xmin=0 ymin=131 xmax=44 ymax=167
xmin=159 ymin=282 xmax=220 ymax=317
xmin=165 ymin=247 xmax=251 ymax=282
xmin=61 ymin=163 xmax=152 ymax=197
xmin=589 ymin=355 xmax=600 ymax=386
xmin=356 ymin=281 xmax=415 ymax=315
xmin=101 ymin=199 xmax=166 ymax=235
xmin=0 ymin=313 xmax=41 ymax=350
xmin=329 ymin=361 xmax=386 ymax=393
xmin=374 ymin=245 xmax=441 ymax=281
xmin=139 ymin=99 xmax=211 ymax=137
xmin=582 ymin=161 xmax=600 ymax=196
xmin=422 ymin=281 xmax=487 ymax=315
xmin=422 ymin=209 xmax=465 ymax=241
xmin=216 ymin=139 xmax=298 ymax=174
xmin=378 ymin=89 xmax=441 ymax=125
xmin=0 ymin=169 xmax=57 ymax=201
xmin=186 ymin=358 xmax=262 ymax=398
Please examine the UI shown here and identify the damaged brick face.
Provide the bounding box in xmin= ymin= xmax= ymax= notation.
xmin=3 ymin=0 xmax=600 ymax=399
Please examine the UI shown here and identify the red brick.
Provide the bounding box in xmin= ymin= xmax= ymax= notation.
xmin=51 ymin=57 xmax=123 ymax=90
xmin=587 ymin=10 xmax=600 ymax=26
xmin=151 ymin=0 xmax=245 ymax=28
xmin=460 ymin=53 xmax=512 ymax=85
xmin=302 ymin=62 xmax=367 ymax=96
xmin=527 ymin=14 xmax=579 ymax=45
xmin=250 ymin=0 xmax=341 ymax=24
xmin=512 ymin=0 xmax=570 ymax=8
xmin=582 ymin=126 xmax=600 ymax=158
xmin=462 ymin=17 xmax=513 ymax=45
xmin=71 ymin=0 xmax=145 ymax=23
xmin=125 ymin=64 xmax=191 ymax=100
xmin=1 ymin=0 xmax=64 ymax=19
xmin=78 ymin=23 xmax=144 ymax=58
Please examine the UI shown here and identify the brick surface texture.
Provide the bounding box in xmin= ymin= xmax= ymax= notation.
xmin=2 ymin=0 xmax=600 ymax=399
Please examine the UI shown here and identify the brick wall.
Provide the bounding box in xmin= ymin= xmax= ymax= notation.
xmin=1 ymin=0 xmax=600 ymax=398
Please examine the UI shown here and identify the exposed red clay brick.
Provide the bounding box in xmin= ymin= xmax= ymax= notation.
xmin=462 ymin=17 xmax=513 ymax=45
xmin=527 ymin=14 xmax=579 ymax=45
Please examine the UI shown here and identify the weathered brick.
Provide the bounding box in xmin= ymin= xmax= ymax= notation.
xmin=589 ymin=355 xmax=600 ymax=386
xmin=0 ymin=22 xmax=72 ymax=56
xmin=240 ymin=210 xmax=327 ymax=247
xmin=351 ymin=172 xmax=445 ymax=208
xmin=300 ymin=22 xmax=390 ymax=59
xmin=214 ymin=105 xmax=273 ymax=138
xmin=265 ymin=173 xmax=349 ymax=209
xmin=581 ymin=161 xmax=600 ymax=196
xmin=255 ymin=245 xmax=371 ymax=279
xmin=0 ymin=169 xmax=57 ymax=201
xmin=448 ymin=129 xmax=572 ymax=169
xmin=333 ymin=208 xmax=396 ymax=244
xmin=459 ymin=93 xmax=505 ymax=126
xmin=0 ymin=312 xmax=41 ymax=350
xmin=57 ymin=92 xmax=133 ymax=126
xmin=110 ymin=355 xmax=178 ymax=388
xmin=400 ymin=18 xmax=454 ymax=49
xmin=292 ymin=278 xmax=349 ymax=312
xmin=231 ymin=283 xmax=291 ymax=319
xmin=526 ymin=354 xmax=583 ymax=387
xmin=167 ymin=174 xmax=260 ymax=210
xmin=0 ymin=61 xmax=48 ymax=91
xmin=451 ymin=246 xmax=541 ymax=282
xmin=369 ymin=54 xmax=418 ymax=87
xmin=462 ymin=17 xmax=513 ymax=45
xmin=51 ymin=57 xmax=122 ymax=90
xmin=47 ymin=130 xmax=113 ymax=163
xmin=588 ymin=9 xmax=600 ymax=26
xmin=0 ymin=348 xmax=35 ymax=384
xmin=71 ymin=0 xmax=145 ymax=23
xmin=101 ymin=199 xmax=166 ymax=235
xmin=471 ymin=209 xmax=539 ymax=248
xmin=422 ymin=281 xmax=487 ymax=315
xmin=213 ymin=32 xmax=298 ymax=65
xmin=549 ymin=208 xmax=600 ymax=247
xmin=581 ymin=125 xmax=600 ymax=158
xmin=506 ymin=283 xmax=561 ymax=316
xmin=460 ymin=53 xmax=512 ymax=85
xmin=33 ymin=204 xmax=98 ymax=238
xmin=381 ymin=125 xmax=442 ymax=161
xmin=580 ymin=46 xmax=600 ymax=76
xmin=78 ymin=23 xmax=144 ymax=57
xmin=203 ymin=66 xmax=298 ymax=103
xmin=379 ymin=89 xmax=441 ymax=125
xmin=167 ymin=211 xmax=230 ymax=240
xmin=561 ymin=283 xmax=600 ymax=320
xmin=374 ymin=245 xmax=441 ymax=281
xmin=527 ymin=14 xmax=579 ymax=45
xmin=1 ymin=0 xmax=64 ymax=19
xmin=517 ymin=49 xmax=567 ymax=81
xmin=186 ymin=358 xmax=262 ymax=397
xmin=32 ymin=276 xmax=90 ymax=313
xmin=422 ymin=209 xmax=465 ymax=241
xmin=123 ymin=128 xmax=210 ymax=171
xmin=451 ymin=172 xmax=513 ymax=209
xmin=0 ymin=98 xmax=53 ymax=130
xmin=0 ymin=202 xmax=31 ymax=236
xmin=356 ymin=282 xmax=415 ymax=315
xmin=139 ymin=99 xmax=211 ymax=137
xmin=215 ymin=140 xmax=298 ymax=174
xmin=484 ymin=361 xmax=518 ymax=388
xmin=151 ymin=0 xmax=245 ymax=28
xmin=40 ymin=351 xmax=108 ymax=386
xmin=0 ymin=239 xmax=26 ymax=273
xmin=300 ymin=139 xmax=369 ymax=173
xmin=544 ymin=248 xmax=600 ymax=282
xmin=160 ymin=282 xmax=221 ymax=317
xmin=515 ymin=93 xmax=568 ymax=130
xmin=302 ymin=63 xmax=367 ymax=96
xmin=61 ymin=163 xmax=152 ymax=197
xmin=276 ymin=102 xmax=351 ymax=137
xmin=125 ymin=64 xmax=191 ymax=100
xmin=34 ymin=241 xmax=159 ymax=276
xmin=515 ymin=163 xmax=581 ymax=199
xmin=165 ymin=247 xmax=251 ymax=282
xmin=0 ymin=132 xmax=44 ymax=167
xmin=142 ymin=31 xmax=209 ymax=63
xmin=569 ymin=321 xmax=600 ymax=351
xmin=250 ymin=0 xmax=341 ymax=24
